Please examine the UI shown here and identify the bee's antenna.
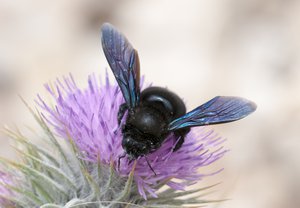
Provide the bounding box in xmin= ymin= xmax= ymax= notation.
xmin=118 ymin=153 xmax=126 ymax=170
xmin=145 ymin=156 xmax=157 ymax=176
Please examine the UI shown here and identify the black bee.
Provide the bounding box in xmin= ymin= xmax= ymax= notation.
xmin=101 ymin=23 xmax=256 ymax=165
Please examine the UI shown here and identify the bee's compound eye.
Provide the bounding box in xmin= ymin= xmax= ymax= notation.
xmin=122 ymin=136 xmax=132 ymax=148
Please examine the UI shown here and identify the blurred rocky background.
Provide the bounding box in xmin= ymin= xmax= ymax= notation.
xmin=0 ymin=0 xmax=299 ymax=207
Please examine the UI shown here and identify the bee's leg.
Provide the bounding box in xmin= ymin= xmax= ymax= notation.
xmin=172 ymin=128 xmax=190 ymax=151
xmin=145 ymin=156 xmax=157 ymax=176
xmin=118 ymin=103 xmax=128 ymax=125
xmin=117 ymin=152 xmax=126 ymax=170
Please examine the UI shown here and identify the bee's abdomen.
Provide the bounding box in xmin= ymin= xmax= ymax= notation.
xmin=140 ymin=87 xmax=186 ymax=120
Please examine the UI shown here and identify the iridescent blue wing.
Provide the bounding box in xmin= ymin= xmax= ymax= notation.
xmin=101 ymin=23 xmax=140 ymax=108
xmin=168 ymin=96 xmax=256 ymax=130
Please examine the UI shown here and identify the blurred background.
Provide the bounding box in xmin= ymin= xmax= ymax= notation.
xmin=0 ymin=0 xmax=299 ymax=207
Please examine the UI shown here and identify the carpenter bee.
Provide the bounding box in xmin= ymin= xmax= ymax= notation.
xmin=101 ymin=23 xmax=256 ymax=168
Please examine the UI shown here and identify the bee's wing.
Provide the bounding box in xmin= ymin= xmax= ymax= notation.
xmin=101 ymin=23 xmax=140 ymax=108
xmin=168 ymin=96 xmax=256 ymax=131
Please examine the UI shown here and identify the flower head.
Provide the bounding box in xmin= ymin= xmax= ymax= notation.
xmin=37 ymin=73 xmax=227 ymax=199
xmin=0 ymin=171 xmax=15 ymax=207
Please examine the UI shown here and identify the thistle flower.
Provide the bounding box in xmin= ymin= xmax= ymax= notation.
xmin=36 ymin=73 xmax=227 ymax=202
xmin=0 ymin=73 xmax=227 ymax=208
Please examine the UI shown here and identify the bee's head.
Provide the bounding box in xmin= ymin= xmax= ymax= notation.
xmin=122 ymin=136 xmax=148 ymax=159
xmin=122 ymin=125 xmax=159 ymax=159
